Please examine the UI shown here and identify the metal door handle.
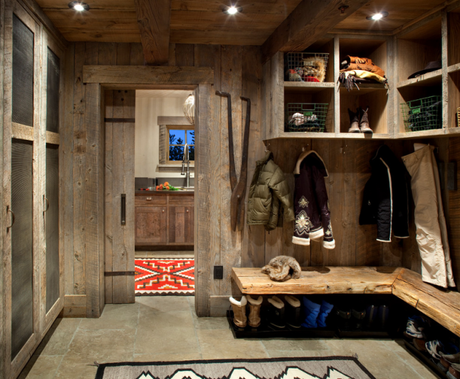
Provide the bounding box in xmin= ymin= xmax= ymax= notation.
xmin=7 ymin=206 xmax=15 ymax=229
xmin=146 ymin=197 xmax=152 ymax=201
xmin=121 ymin=194 xmax=126 ymax=225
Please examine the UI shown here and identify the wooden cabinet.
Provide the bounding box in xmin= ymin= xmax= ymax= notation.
xmin=135 ymin=192 xmax=194 ymax=249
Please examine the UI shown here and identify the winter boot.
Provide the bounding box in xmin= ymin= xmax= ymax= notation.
xmin=267 ymin=296 xmax=286 ymax=329
xmin=359 ymin=107 xmax=373 ymax=133
xmin=365 ymin=304 xmax=378 ymax=330
xmin=351 ymin=308 xmax=367 ymax=330
xmin=301 ymin=296 xmax=321 ymax=328
xmin=377 ymin=304 xmax=390 ymax=330
xmin=348 ymin=108 xmax=360 ymax=133
xmin=247 ymin=295 xmax=263 ymax=329
xmin=317 ymin=300 xmax=334 ymax=328
xmin=285 ymin=295 xmax=302 ymax=328
xmin=229 ymin=296 xmax=247 ymax=330
xmin=335 ymin=307 xmax=352 ymax=331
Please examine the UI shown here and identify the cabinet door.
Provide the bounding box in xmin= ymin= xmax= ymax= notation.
xmin=135 ymin=206 xmax=168 ymax=244
xmin=168 ymin=205 xmax=194 ymax=245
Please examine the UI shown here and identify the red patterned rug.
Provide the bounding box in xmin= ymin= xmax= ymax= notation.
xmin=135 ymin=258 xmax=195 ymax=296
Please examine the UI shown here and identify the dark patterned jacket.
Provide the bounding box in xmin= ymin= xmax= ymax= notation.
xmin=292 ymin=151 xmax=335 ymax=249
xmin=359 ymin=144 xmax=411 ymax=242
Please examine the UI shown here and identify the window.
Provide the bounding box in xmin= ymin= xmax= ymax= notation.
xmin=167 ymin=126 xmax=195 ymax=162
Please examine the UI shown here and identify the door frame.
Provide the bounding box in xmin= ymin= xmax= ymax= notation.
xmin=81 ymin=64 xmax=214 ymax=317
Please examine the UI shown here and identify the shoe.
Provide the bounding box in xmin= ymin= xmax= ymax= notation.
xmin=351 ymin=308 xmax=366 ymax=330
xmin=365 ymin=305 xmax=378 ymax=330
xmin=426 ymin=340 xmax=460 ymax=360
xmin=448 ymin=364 xmax=460 ymax=379
xmin=247 ymin=295 xmax=263 ymax=328
xmin=441 ymin=351 xmax=460 ymax=365
xmin=317 ymin=300 xmax=334 ymax=328
xmin=284 ymin=295 xmax=302 ymax=328
xmin=359 ymin=107 xmax=373 ymax=133
xmin=413 ymin=338 xmax=428 ymax=352
xmin=348 ymin=109 xmax=360 ymax=133
xmin=229 ymin=296 xmax=247 ymax=330
xmin=267 ymin=296 xmax=286 ymax=329
xmin=335 ymin=307 xmax=352 ymax=331
xmin=377 ymin=304 xmax=389 ymax=330
xmin=404 ymin=319 xmax=424 ymax=339
xmin=301 ymin=296 xmax=321 ymax=328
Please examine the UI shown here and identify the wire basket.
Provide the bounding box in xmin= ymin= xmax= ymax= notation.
xmin=400 ymin=95 xmax=442 ymax=132
xmin=285 ymin=103 xmax=329 ymax=132
xmin=285 ymin=52 xmax=329 ymax=83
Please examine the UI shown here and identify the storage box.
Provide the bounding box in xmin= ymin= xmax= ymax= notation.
xmin=400 ymin=95 xmax=442 ymax=132
xmin=285 ymin=103 xmax=329 ymax=132
xmin=285 ymin=52 xmax=329 ymax=82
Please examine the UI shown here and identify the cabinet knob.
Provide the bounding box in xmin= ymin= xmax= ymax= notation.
xmin=162 ymin=209 xmax=165 ymax=213
xmin=146 ymin=197 xmax=152 ymax=201
xmin=186 ymin=209 xmax=189 ymax=213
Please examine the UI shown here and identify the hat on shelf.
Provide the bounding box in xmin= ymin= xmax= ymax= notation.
xmin=408 ymin=61 xmax=442 ymax=79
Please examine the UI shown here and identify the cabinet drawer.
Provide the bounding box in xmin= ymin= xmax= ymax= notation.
xmin=135 ymin=195 xmax=167 ymax=207
xmin=169 ymin=194 xmax=194 ymax=206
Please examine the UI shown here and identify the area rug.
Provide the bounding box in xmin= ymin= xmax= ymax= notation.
xmin=134 ymin=258 xmax=194 ymax=296
xmin=95 ymin=357 xmax=375 ymax=379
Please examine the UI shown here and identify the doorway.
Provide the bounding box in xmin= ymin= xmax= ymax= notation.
xmin=103 ymin=89 xmax=196 ymax=303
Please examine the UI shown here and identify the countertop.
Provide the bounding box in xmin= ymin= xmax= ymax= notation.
xmin=135 ymin=190 xmax=194 ymax=196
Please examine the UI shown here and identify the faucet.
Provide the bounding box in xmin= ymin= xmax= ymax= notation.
xmin=181 ymin=143 xmax=191 ymax=187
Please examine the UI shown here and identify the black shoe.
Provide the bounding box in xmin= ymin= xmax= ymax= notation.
xmin=267 ymin=296 xmax=286 ymax=329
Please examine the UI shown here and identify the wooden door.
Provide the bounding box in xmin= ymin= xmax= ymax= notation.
xmin=169 ymin=195 xmax=194 ymax=245
xmin=104 ymin=90 xmax=135 ymax=304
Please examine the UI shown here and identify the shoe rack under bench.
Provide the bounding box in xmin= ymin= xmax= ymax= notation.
xmin=231 ymin=267 xmax=460 ymax=337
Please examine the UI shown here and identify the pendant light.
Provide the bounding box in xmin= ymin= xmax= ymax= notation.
xmin=183 ymin=94 xmax=195 ymax=125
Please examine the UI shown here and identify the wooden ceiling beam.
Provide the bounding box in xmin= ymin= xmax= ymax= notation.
xmin=134 ymin=0 xmax=171 ymax=65
xmin=261 ymin=0 xmax=371 ymax=63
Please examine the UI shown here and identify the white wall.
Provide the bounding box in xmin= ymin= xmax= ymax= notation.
xmin=135 ymin=90 xmax=191 ymax=180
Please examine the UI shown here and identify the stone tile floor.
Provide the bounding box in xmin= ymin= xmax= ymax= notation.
xmin=19 ymin=296 xmax=438 ymax=379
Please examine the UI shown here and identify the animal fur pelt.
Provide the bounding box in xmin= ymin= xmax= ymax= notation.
xmin=261 ymin=255 xmax=302 ymax=282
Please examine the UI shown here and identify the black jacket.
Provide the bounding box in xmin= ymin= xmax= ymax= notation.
xmin=359 ymin=145 xmax=411 ymax=242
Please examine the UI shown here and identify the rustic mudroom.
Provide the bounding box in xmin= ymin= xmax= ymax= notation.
xmin=2 ymin=0 xmax=460 ymax=378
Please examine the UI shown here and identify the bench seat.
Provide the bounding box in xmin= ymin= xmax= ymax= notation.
xmin=231 ymin=266 xmax=460 ymax=337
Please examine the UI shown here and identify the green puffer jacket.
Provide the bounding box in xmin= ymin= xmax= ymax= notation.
xmin=247 ymin=152 xmax=295 ymax=230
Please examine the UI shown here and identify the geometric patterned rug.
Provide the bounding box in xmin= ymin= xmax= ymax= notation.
xmin=95 ymin=356 xmax=376 ymax=379
xmin=134 ymin=258 xmax=195 ymax=296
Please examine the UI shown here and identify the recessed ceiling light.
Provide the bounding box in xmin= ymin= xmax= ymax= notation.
xmin=366 ymin=11 xmax=388 ymax=21
xmin=224 ymin=5 xmax=242 ymax=15
xmin=68 ymin=1 xmax=90 ymax=11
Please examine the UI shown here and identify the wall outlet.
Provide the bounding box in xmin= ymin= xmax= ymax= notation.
xmin=214 ymin=266 xmax=223 ymax=280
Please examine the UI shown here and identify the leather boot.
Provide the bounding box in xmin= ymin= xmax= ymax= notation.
xmin=267 ymin=296 xmax=286 ymax=329
xmin=348 ymin=108 xmax=360 ymax=133
xmin=229 ymin=296 xmax=247 ymax=330
xmin=365 ymin=304 xmax=378 ymax=330
xmin=359 ymin=107 xmax=373 ymax=133
xmin=247 ymin=295 xmax=263 ymax=328
xmin=284 ymin=295 xmax=301 ymax=328
xmin=351 ymin=308 xmax=366 ymax=330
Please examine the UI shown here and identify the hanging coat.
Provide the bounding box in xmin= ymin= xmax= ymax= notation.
xmin=359 ymin=144 xmax=411 ymax=242
xmin=292 ymin=150 xmax=335 ymax=249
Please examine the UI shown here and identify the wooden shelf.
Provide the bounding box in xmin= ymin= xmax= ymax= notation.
xmin=266 ymin=133 xmax=392 ymax=140
xmin=397 ymin=69 xmax=442 ymax=89
xmin=284 ymin=81 xmax=335 ymax=93
xmin=339 ymin=83 xmax=388 ymax=94
xmin=232 ymin=266 xmax=402 ymax=295
xmin=448 ymin=63 xmax=460 ymax=74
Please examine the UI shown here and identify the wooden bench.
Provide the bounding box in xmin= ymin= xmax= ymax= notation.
xmin=232 ymin=266 xmax=460 ymax=337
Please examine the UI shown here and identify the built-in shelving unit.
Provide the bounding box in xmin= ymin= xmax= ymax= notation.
xmin=262 ymin=4 xmax=460 ymax=142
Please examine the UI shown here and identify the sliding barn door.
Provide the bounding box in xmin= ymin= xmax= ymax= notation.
xmin=104 ymin=90 xmax=135 ymax=304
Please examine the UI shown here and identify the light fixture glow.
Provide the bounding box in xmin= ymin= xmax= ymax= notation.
xmin=223 ymin=5 xmax=242 ymax=15
xmin=366 ymin=11 xmax=388 ymax=21
xmin=68 ymin=1 xmax=90 ymax=11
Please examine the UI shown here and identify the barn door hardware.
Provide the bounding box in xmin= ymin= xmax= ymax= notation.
xmin=6 ymin=205 xmax=15 ymax=230
xmin=121 ymin=194 xmax=126 ymax=225
xmin=216 ymin=91 xmax=251 ymax=231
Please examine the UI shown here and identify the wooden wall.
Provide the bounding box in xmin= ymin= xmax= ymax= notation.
xmin=62 ymin=41 xmax=460 ymax=317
